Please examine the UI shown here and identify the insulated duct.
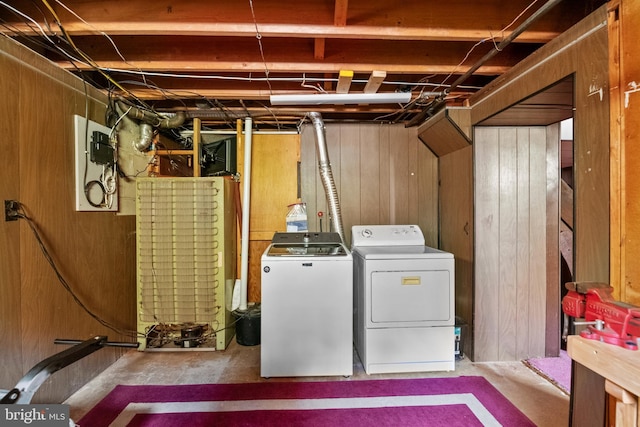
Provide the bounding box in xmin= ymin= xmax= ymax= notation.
xmin=309 ymin=112 xmax=345 ymax=243
xmin=134 ymin=123 xmax=154 ymax=151
xmin=117 ymin=101 xmax=186 ymax=129
xmin=117 ymin=100 xmax=188 ymax=152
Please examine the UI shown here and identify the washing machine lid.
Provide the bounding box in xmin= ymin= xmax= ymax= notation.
xmin=265 ymin=232 xmax=349 ymax=257
xmin=352 ymin=245 xmax=453 ymax=259
xmin=266 ymin=242 xmax=348 ymax=257
xmin=271 ymin=231 xmax=343 ymax=245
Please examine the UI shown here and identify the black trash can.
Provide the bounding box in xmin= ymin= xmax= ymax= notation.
xmin=233 ymin=304 xmax=261 ymax=346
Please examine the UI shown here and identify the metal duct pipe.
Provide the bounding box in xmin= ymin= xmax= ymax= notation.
xmin=134 ymin=123 xmax=154 ymax=151
xmin=309 ymin=112 xmax=345 ymax=243
xmin=117 ymin=101 xmax=186 ymax=128
xmin=184 ymin=110 xmax=309 ymax=120
xmin=185 ymin=110 xmax=247 ymax=120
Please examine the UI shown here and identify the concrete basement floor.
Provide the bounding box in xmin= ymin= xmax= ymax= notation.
xmin=64 ymin=339 xmax=569 ymax=426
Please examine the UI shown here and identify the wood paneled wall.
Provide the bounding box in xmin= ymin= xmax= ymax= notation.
xmin=468 ymin=7 xmax=610 ymax=288
xmin=0 ymin=37 xmax=136 ymax=403
xmin=473 ymin=127 xmax=558 ymax=361
xmin=610 ymin=0 xmax=640 ymax=304
xmin=439 ymin=146 xmax=474 ymax=359
xmin=238 ymin=131 xmax=300 ymax=302
xmin=300 ymin=123 xmax=438 ymax=248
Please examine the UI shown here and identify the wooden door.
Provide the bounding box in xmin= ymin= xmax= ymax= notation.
xmin=474 ymin=126 xmax=559 ymax=361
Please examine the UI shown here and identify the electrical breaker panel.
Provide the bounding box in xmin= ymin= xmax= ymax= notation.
xmin=74 ymin=115 xmax=118 ymax=212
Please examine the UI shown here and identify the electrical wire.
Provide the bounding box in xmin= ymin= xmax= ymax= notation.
xmin=38 ymin=0 xmax=139 ymax=100
xmin=11 ymin=201 xmax=141 ymax=339
xmin=434 ymin=0 xmax=541 ymax=92
xmin=52 ymin=0 xmax=148 ymax=87
xmin=4 ymin=0 xmax=543 ymax=126
xmin=248 ymin=0 xmax=272 ymax=94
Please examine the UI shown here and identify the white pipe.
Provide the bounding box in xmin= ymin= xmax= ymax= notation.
xmin=270 ymin=92 xmax=411 ymax=105
xmin=239 ymin=117 xmax=253 ymax=311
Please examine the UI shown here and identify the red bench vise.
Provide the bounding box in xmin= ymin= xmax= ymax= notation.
xmin=562 ymin=281 xmax=640 ymax=350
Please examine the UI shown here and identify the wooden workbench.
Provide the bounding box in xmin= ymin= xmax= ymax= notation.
xmin=568 ymin=335 xmax=640 ymax=426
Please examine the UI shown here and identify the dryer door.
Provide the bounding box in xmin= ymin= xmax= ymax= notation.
xmin=369 ymin=269 xmax=453 ymax=327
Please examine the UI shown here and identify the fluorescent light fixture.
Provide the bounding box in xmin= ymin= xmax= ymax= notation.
xmin=269 ymin=92 xmax=411 ymax=106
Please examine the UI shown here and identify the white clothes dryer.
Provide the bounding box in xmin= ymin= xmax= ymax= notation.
xmin=351 ymin=225 xmax=455 ymax=374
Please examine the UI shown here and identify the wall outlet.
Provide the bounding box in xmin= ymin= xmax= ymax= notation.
xmin=74 ymin=115 xmax=118 ymax=212
xmin=4 ymin=200 xmax=18 ymax=221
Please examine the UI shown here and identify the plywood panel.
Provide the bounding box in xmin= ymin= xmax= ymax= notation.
xmin=608 ymin=1 xmax=622 ymax=298
xmin=4 ymin=34 xmax=138 ymax=403
xmin=417 ymin=108 xmax=471 ymax=157
xmin=498 ymin=128 xmax=518 ymax=361
xmin=515 ymin=129 xmax=532 ymax=359
xmin=359 ymin=125 xmax=382 ymax=225
xmin=300 ymin=122 xmax=438 ymax=245
xmin=339 ymin=125 xmax=361 ymax=245
xmin=529 ymin=127 xmax=549 ymax=358
xmin=238 ymin=131 xmax=299 ymax=299
xmin=407 ymin=127 xmax=419 ymax=222
xmin=474 ymin=128 xmax=501 ymax=362
xmin=248 ymin=240 xmax=270 ymax=302
xmin=0 ymin=39 xmax=23 ymax=392
xmin=248 ymin=133 xmax=300 ymax=236
xmin=474 ymin=127 xmax=551 ymax=361
xmin=378 ymin=125 xmax=391 ymax=224
xmin=439 ymin=146 xmax=473 ymax=359
xmin=619 ymin=0 xmax=640 ymax=305
xmin=574 ymin=27 xmax=610 ymax=285
xmin=545 ymin=124 xmax=561 ymax=356
xmin=417 ymin=133 xmax=439 ymax=248
xmin=20 ymin=66 xmax=71 ymax=399
xmin=389 ymin=126 xmax=409 ymax=224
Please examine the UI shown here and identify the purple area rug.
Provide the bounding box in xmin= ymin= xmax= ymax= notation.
xmin=77 ymin=376 xmax=534 ymax=427
xmin=523 ymin=350 xmax=571 ymax=394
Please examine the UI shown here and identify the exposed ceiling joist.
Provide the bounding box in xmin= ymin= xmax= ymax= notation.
xmin=364 ymin=71 xmax=387 ymax=94
xmin=334 ymin=0 xmax=349 ymax=27
xmin=0 ymin=0 xmax=606 ymax=126
xmin=336 ymin=70 xmax=354 ymax=93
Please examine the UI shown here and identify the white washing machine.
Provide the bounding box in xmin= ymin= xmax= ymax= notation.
xmin=261 ymin=232 xmax=353 ymax=377
xmin=352 ymin=225 xmax=455 ymax=374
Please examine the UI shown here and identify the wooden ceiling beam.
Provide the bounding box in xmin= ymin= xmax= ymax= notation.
xmin=60 ymin=60 xmax=511 ymax=75
xmin=336 ymin=70 xmax=353 ymax=93
xmin=2 ymin=21 xmax=560 ymax=44
xmin=314 ymin=38 xmax=326 ymax=60
xmin=363 ymin=71 xmax=387 ymax=93
xmin=334 ymin=0 xmax=349 ymax=26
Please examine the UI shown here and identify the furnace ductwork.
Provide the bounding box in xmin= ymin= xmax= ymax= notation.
xmin=309 ymin=112 xmax=345 ymax=243
xmin=117 ymin=100 xmax=186 ymax=129
xmin=134 ymin=123 xmax=154 ymax=151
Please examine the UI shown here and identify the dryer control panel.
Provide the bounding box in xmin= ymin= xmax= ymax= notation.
xmin=351 ymin=224 xmax=425 ymax=247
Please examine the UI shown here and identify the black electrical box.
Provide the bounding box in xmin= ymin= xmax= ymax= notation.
xmin=90 ymin=130 xmax=114 ymax=165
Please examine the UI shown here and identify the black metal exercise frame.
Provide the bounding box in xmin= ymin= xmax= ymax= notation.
xmin=1 ymin=336 xmax=138 ymax=404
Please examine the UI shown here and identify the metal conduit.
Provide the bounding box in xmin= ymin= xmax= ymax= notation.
xmin=406 ymin=0 xmax=566 ymax=127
